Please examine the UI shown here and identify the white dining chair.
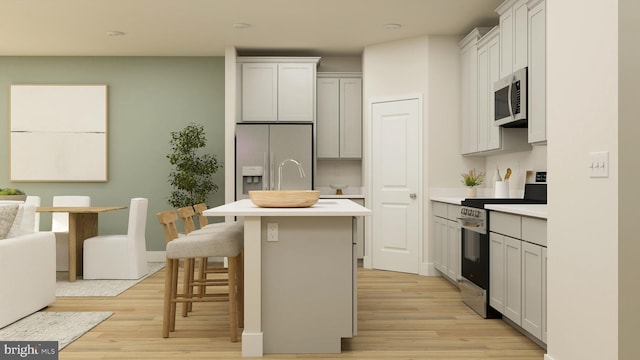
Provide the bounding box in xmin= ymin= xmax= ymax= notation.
xmin=25 ymin=196 xmax=41 ymax=232
xmin=52 ymin=195 xmax=91 ymax=271
xmin=82 ymin=197 xmax=149 ymax=280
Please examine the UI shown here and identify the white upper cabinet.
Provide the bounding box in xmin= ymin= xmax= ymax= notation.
xmin=238 ymin=57 xmax=320 ymax=122
xmin=277 ymin=63 xmax=316 ymax=122
xmin=460 ymin=27 xmax=530 ymax=156
xmin=477 ymin=27 xmax=502 ymax=152
xmin=317 ymin=73 xmax=362 ymax=159
xmin=497 ymin=0 xmax=529 ymax=78
xmin=459 ymin=28 xmax=489 ymax=155
xmin=241 ymin=63 xmax=278 ymax=121
xmin=527 ymin=0 xmax=546 ymax=144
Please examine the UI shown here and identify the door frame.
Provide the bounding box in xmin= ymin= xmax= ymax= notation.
xmin=364 ymin=94 xmax=424 ymax=273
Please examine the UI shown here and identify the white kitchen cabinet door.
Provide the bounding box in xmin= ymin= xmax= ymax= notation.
xmin=486 ymin=30 xmax=502 ymax=150
xmin=542 ymin=246 xmax=547 ymax=344
xmin=504 ymin=236 xmax=522 ymax=326
xmin=477 ymin=28 xmax=502 ymax=153
xmin=277 ymin=63 xmax=315 ymax=122
xmin=527 ymin=0 xmax=546 ymax=144
xmin=489 ymin=232 xmax=506 ymax=312
xmin=316 ymin=78 xmax=340 ymax=158
xmin=317 ymin=76 xmax=362 ymax=159
xmin=446 ymin=219 xmax=461 ymax=281
xmin=522 ymin=241 xmax=543 ymax=340
xmin=460 ymin=36 xmax=479 ymax=154
xmin=477 ymin=38 xmax=489 ymax=151
xmin=498 ymin=0 xmax=529 ymax=79
xmin=242 ymin=63 xmax=278 ymax=121
xmin=339 ymin=78 xmax=362 ymax=159
xmin=433 ymin=215 xmax=447 ymax=273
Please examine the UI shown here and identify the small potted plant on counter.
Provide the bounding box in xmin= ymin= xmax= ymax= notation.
xmin=461 ymin=169 xmax=485 ymax=198
xmin=0 ymin=187 xmax=27 ymax=201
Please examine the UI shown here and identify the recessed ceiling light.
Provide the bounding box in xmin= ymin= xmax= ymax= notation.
xmin=383 ymin=24 xmax=402 ymax=30
xmin=233 ymin=23 xmax=251 ymax=29
xmin=106 ymin=31 xmax=125 ymax=37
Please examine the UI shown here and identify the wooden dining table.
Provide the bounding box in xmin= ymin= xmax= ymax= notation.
xmin=36 ymin=206 xmax=127 ymax=282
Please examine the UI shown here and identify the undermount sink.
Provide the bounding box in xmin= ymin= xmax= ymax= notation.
xmin=249 ymin=190 xmax=320 ymax=208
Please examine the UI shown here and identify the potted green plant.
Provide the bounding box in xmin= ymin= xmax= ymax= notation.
xmin=461 ymin=169 xmax=485 ymax=198
xmin=167 ymin=123 xmax=221 ymax=208
xmin=0 ymin=188 xmax=27 ymax=201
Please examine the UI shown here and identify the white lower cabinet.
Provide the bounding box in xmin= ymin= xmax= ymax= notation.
xmin=489 ymin=211 xmax=547 ymax=344
xmin=489 ymin=233 xmax=505 ymax=312
xmin=447 ymin=220 xmax=461 ymax=281
xmin=504 ymin=236 xmax=522 ymax=325
xmin=432 ymin=202 xmax=461 ymax=283
xmin=522 ymin=241 xmax=543 ymax=339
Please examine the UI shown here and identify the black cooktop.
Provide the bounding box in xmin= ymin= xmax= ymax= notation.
xmin=461 ymin=183 xmax=547 ymax=209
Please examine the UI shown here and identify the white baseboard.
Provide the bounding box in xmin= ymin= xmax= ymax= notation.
xmin=146 ymin=251 xmax=165 ymax=262
xmin=420 ymin=261 xmax=441 ymax=276
xmin=242 ymin=331 xmax=264 ymax=357
xmin=544 ymin=354 xmax=554 ymax=360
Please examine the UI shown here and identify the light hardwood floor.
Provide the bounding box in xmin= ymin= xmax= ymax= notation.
xmin=48 ymin=265 xmax=545 ymax=359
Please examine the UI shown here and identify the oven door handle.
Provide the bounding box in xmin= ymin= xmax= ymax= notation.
xmin=457 ymin=218 xmax=486 ymax=234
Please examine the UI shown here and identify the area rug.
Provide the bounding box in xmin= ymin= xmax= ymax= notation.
xmin=56 ymin=262 xmax=165 ymax=297
xmin=0 ymin=311 xmax=112 ymax=350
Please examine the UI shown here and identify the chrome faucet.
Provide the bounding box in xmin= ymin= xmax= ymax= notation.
xmin=277 ymin=159 xmax=306 ymax=190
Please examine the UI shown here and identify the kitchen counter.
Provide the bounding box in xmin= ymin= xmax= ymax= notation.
xmin=320 ymin=194 xmax=365 ymax=199
xmin=204 ymin=198 xmax=370 ymax=217
xmin=430 ymin=196 xmax=464 ymax=205
xmin=485 ymin=204 xmax=548 ymax=219
xmin=203 ymin=199 xmax=371 ymax=357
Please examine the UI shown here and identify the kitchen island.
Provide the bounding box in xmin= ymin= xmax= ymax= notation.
xmin=203 ymin=199 xmax=371 ymax=357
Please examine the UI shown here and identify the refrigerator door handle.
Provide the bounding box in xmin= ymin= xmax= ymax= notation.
xmin=269 ymin=152 xmax=275 ymax=190
xmin=263 ymin=152 xmax=268 ymax=191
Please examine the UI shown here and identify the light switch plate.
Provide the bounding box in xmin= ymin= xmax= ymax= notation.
xmin=589 ymin=151 xmax=609 ymax=178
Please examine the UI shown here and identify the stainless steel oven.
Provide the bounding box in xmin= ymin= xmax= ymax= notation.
xmin=459 ymin=207 xmax=498 ymax=319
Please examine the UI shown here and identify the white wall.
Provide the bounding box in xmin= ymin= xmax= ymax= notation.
xmin=547 ymin=1 xmax=619 ymax=359
xmin=619 ymin=0 xmax=640 ymax=358
xmin=484 ymin=145 xmax=547 ymax=194
xmin=317 ymin=56 xmax=362 ymax=73
xmin=362 ymin=35 xmax=429 ymax=271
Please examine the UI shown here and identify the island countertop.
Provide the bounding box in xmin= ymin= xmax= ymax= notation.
xmin=203 ymin=198 xmax=371 ymax=217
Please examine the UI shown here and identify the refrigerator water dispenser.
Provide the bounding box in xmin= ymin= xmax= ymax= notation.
xmin=242 ymin=166 xmax=264 ymax=194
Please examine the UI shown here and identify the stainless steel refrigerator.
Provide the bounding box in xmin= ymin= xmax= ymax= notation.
xmin=235 ymin=123 xmax=313 ymax=200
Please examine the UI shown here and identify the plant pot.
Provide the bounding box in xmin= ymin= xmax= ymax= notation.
xmin=465 ymin=187 xmax=477 ymax=198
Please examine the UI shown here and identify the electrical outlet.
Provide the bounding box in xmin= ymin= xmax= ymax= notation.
xmin=589 ymin=151 xmax=609 ymax=178
xmin=267 ymin=223 xmax=278 ymax=242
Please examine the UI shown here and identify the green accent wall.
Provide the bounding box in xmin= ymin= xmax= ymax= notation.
xmin=0 ymin=56 xmax=225 ymax=251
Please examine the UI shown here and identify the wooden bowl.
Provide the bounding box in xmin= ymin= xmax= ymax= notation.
xmin=249 ymin=190 xmax=320 ymax=208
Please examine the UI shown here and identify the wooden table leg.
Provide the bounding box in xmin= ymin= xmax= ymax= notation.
xmin=68 ymin=213 xmax=99 ymax=282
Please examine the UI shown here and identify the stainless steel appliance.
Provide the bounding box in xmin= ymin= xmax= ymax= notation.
xmin=494 ymin=67 xmax=528 ymax=128
xmin=235 ymin=123 xmax=313 ymax=199
xmin=459 ymin=183 xmax=547 ymax=318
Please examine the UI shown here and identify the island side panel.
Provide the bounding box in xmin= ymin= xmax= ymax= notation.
xmin=242 ymin=216 xmax=264 ymax=357
xmin=261 ymin=216 xmax=353 ymax=354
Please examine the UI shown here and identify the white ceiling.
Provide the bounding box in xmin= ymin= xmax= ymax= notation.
xmin=0 ymin=0 xmax=503 ymax=56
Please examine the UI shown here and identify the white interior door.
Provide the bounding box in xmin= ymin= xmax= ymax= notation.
xmin=371 ymin=97 xmax=421 ymax=274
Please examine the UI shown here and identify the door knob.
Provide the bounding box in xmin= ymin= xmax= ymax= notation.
xmin=409 ymin=193 xmax=417 ymax=199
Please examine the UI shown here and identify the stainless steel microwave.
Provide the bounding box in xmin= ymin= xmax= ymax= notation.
xmin=494 ymin=67 xmax=527 ymax=127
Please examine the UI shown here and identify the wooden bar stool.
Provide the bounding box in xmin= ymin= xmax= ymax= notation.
xmin=157 ymin=210 xmax=244 ymax=341
xmin=162 ymin=226 xmax=243 ymax=341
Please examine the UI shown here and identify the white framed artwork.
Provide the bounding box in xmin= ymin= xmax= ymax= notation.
xmin=10 ymin=84 xmax=108 ymax=182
